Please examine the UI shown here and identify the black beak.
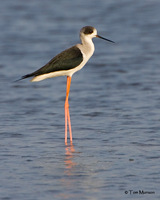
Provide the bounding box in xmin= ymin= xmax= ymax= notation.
xmin=96 ymin=35 xmax=115 ymax=43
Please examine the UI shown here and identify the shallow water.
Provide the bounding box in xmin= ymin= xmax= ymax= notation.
xmin=1 ymin=0 xmax=160 ymax=199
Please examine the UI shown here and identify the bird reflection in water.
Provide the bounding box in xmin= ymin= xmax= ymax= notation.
xmin=64 ymin=143 xmax=77 ymax=176
xmin=58 ymin=144 xmax=82 ymax=199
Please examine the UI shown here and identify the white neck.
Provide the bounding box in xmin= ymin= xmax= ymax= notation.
xmin=79 ymin=35 xmax=95 ymax=58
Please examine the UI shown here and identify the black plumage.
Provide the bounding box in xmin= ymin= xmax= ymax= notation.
xmin=21 ymin=46 xmax=83 ymax=80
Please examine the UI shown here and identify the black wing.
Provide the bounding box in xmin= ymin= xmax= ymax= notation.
xmin=21 ymin=46 xmax=83 ymax=80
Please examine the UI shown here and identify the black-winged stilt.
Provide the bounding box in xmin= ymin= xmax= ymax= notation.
xmin=19 ymin=26 xmax=114 ymax=144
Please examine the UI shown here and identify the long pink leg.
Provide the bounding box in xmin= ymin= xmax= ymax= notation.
xmin=67 ymin=108 xmax=72 ymax=143
xmin=64 ymin=76 xmax=72 ymax=144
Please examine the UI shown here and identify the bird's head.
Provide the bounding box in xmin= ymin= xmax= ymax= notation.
xmin=80 ymin=26 xmax=114 ymax=43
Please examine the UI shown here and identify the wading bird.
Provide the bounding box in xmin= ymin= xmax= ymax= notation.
xmin=19 ymin=26 xmax=114 ymax=144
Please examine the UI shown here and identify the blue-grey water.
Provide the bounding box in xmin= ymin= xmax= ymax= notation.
xmin=1 ymin=0 xmax=160 ymax=199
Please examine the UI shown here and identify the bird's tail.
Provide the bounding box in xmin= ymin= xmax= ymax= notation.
xmin=14 ymin=73 xmax=35 ymax=82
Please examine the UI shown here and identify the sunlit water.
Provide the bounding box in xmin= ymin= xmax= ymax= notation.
xmin=0 ymin=0 xmax=160 ymax=199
